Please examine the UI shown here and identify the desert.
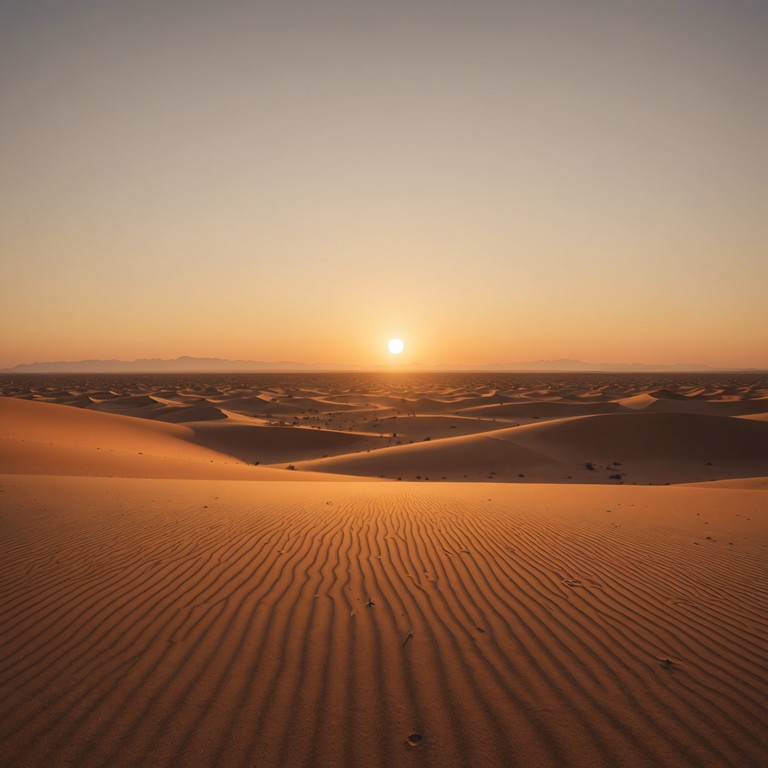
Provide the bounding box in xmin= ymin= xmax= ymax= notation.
xmin=2 ymin=2 xmax=767 ymax=765
xmin=1 ymin=372 xmax=766 ymax=767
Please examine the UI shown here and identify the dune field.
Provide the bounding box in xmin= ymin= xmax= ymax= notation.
xmin=1 ymin=372 xmax=766 ymax=767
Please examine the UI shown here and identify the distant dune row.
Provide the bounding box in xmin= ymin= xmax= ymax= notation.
xmin=1 ymin=372 xmax=766 ymax=484
xmin=1 ymin=477 xmax=765 ymax=768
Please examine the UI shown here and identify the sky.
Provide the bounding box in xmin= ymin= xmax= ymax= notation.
xmin=1 ymin=0 xmax=766 ymax=369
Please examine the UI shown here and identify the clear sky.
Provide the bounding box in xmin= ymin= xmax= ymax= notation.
xmin=1 ymin=0 xmax=766 ymax=369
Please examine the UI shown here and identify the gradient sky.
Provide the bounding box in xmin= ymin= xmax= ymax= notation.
xmin=1 ymin=0 xmax=766 ymax=369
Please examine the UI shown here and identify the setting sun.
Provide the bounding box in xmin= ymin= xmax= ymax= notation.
xmin=388 ymin=338 xmax=404 ymax=355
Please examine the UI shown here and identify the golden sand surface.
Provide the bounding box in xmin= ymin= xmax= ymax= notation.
xmin=1 ymin=373 xmax=766 ymax=767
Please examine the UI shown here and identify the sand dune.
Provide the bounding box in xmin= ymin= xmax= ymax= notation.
xmin=215 ymin=396 xmax=304 ymax=415
xmin=619 ymin=392 xmax=766 ymax=416
xmin=458 ymin=400 xmax=621 ymax=420
xmin=358 ymin=414 xmax=518 ymax=440
xmin=190 ymin=422 xmax=387 ymax=464
xmin=153 ymin=391 xmax=207 ymax=404
xmin=86 ymin=397 xmax=168 ymax=418
xmin=739 ymin=412 xmax=768 ymax=422
xmin=335 ymin=395 xmax=462 ymax=413
xmin=297 ymin=430 xmax=565 ymax=481
xmin=93 ymin=398 xmax=229 ymax=424
xmin=52 ymin=394 xmax=95 ymax=407
xmin=86 ymin=390 xmax=122 ymax=401
xmin=0 ymin=476 xmax=764 ymax=768
xmin=299 ymin=411 xmax=767 ymax=484
xmin=212 ymin=395 xmax=359 ymax=417
xmin=500 ymin=411 xmax=768 ymax=481
xmin=451 ymin=393 xmax=519 ymax=407
xmin=0 ymin=398 xmax=348 ymax=481
xmin=149 ymin=404 xmax=228 ymax=423
xmin=3 ymin=375 xmax=765 ymax=485
xmin=274 ymin=397 xmax=360 ymax=412
xmin=683 ymin=476 xmax=768 ymax=490
xmin=0 ymin=396 xmax=200 ymax=450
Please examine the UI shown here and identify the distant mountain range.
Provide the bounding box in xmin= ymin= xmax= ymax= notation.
xmin=0 ymin=356 xmax=338 ymax=373
xmin=454 ymin=359 xmax=762 ymax=373
xmin=1 ymin=356 xmax=761 ymax=373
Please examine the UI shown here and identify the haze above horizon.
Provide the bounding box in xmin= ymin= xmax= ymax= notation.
xmin=2 ymin=355 xmax=763 ymax=375
xmin=1 ymin=0 xmax=766 ymax=370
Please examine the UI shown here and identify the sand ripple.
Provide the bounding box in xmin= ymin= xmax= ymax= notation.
xmin=1 ymin=478 xmax=765 ymax=768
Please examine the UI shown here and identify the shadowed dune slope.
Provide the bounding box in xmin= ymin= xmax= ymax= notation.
xmin=272 ymin=397 xmax=359 ymax=412
xmin=343 ymin=395 xmax=464 ymax=413
xmin=212 ymin=396 xmax=306 ymax=416
xmin=297 ymin=430 xmax=564 ymax=480
xmin=499 ymin=412 xmax=768 ymax=483
xmin=0 ymin=477 xmax=765 ymax=768
xmin=87 ymin=394 xmax=160 ymax=411
xmin=189 ymin=423 xmax=387 ymax=464
xmin=148 ymin=404 xmax=228 ymax=423
xmin=501 ymin=411 xmax=768 ymax=462
xmin=358 ymin=414 xmax=516 ymax=439
xmin=298 ymin=412 xmax=767 ymax=483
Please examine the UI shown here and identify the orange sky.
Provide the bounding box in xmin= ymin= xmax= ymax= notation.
xmin=1 ymin=1 xmax=766 ymax=370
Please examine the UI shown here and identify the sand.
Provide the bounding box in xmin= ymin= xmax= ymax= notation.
xmin=1 ymin=476 xmax=765 ymax=768
xmin=0 ymin=372 xmax=766 ymax=767
xmin=3 ymin=373 xmax=765 ymax=485
xmin=0 ymin=398 xmax=358 ymax=482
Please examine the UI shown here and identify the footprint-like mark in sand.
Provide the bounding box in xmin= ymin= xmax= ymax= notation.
xmin=562 ymin=578 xmax=601 ymax=588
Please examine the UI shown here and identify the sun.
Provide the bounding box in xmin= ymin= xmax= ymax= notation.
xmin=388 ymin=338 xmax=404 ymax=355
